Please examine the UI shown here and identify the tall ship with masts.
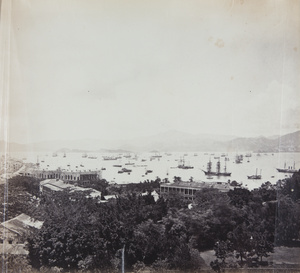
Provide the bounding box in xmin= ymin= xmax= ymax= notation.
xmin=177 ymin=157 xmax=194 ymax=169
xmin=202 ymin=159 xmax=231 ymax=177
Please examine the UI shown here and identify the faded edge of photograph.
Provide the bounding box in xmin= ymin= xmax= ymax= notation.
xmin=1 ymin=0 xmax=300 ymax=272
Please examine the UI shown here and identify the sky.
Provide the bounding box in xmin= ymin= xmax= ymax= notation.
xmin=2 ymin=0 xmax=300 ymax=144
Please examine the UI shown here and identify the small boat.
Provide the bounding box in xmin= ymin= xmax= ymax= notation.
xmin=113 ymin=165 xmax=122 ymax=167
xmin=88 ymin=156 xmax=97 ymax=159
xmin=82 ymin=153 xmax=88 ymax=158
xmin=118 ymin=168 xmax=132 ymax=173
xmin=125 ymin=162 xmax=135 ymax=165
xmin=63 ymin=153 xmax=66 ymax=158
xmin=103 ymin=156 xmax=119 ymax=160
xmin=150 ymin=153 xmax=162 ymax=159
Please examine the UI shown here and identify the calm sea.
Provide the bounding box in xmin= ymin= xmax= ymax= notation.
xmin=11 ymin=151 xmax=300 ymax=190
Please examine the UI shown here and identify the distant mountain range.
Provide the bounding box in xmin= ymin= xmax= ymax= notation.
xmin=1 ymin=130 xmax=299 ymax=153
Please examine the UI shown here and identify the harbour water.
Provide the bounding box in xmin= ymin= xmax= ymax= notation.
xmin=10 ymin=151 xmax=300 ymax=190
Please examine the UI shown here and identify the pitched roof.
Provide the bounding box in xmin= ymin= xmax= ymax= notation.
xmin=1 ymin=213 xmax=43 ymax=236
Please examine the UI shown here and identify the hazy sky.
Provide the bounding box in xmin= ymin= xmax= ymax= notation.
xmin=4 ymin=0 xmax=300 ymax=143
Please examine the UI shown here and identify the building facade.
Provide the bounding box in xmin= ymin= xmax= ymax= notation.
xmin=160 ymin=181 xmax=231 ymax=201
xmin=40 ymin=179 xmax=102 ymax=198
xmin=20 ymin=167 xmax=101 ymax=182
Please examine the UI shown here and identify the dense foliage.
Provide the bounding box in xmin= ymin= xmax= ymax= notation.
xmin=3 ymin=172 xmax=300 ymax=272
xmin=0 ymin=176 xmax=40 ymax=220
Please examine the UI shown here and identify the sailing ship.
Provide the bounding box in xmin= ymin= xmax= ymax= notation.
xmin=202 ymin=159 xmax=231 ymax=176
xmin=276 ymin=162 xmax=298 ymax=174
xmin=177 ymin=157 xmax=194 ymax=169
xmin=63 ymin=152 xmax=66 ymax=158
xmin=235 ymin=154 xmax=243 ymax=164
xmin=247 ymin=168 xmax=262 ymax=179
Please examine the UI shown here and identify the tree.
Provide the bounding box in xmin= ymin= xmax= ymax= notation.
xmin=127 ymin=220 xmax=165 ymax=265
xmin=280 ymin=172 xmax=300 ymax=201
xmin=250 ymin=232 xmax=274 ymax=263
xmin=275 ymin=194 xmax=300 ymax=246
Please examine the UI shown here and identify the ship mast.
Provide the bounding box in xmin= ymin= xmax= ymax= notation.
xmin=207 ymin=159 xmax=212 ymax=172
xmin=216 ymin=160 xmax=220 ymax=173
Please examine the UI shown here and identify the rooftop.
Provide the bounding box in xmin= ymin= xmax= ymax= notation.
xmin=161 ymin=181 xmax=231 ymax=191
xmin=1 ymin=213 xmax=43 ymax=236
xmin=40 ymin=179 xmax=101 ymax=198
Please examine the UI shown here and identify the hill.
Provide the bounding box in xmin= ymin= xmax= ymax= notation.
xmin=1 ymin=130 xmax=299 ymax=153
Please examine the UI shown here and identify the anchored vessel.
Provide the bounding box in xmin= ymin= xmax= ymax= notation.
xmin=118 ymin=168 xmax=132 ymax=174
xmin=178 ymin=157 xmax=194 ymax=169
xmin=247 ymin=168 xmax=262 ymax=179
xmin=235 ymin=154 xmax=243 ymax=164
xmin=276 ymin=162 xmax=298 ymax=174
xmin=202 ymin=159 xmax=231 ymax=177
xmin=103 ymin=156 xmax=119 ymax=160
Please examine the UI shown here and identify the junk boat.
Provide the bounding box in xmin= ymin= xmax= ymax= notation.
xmin=247 ymin=168 xmax=262 ymax=179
